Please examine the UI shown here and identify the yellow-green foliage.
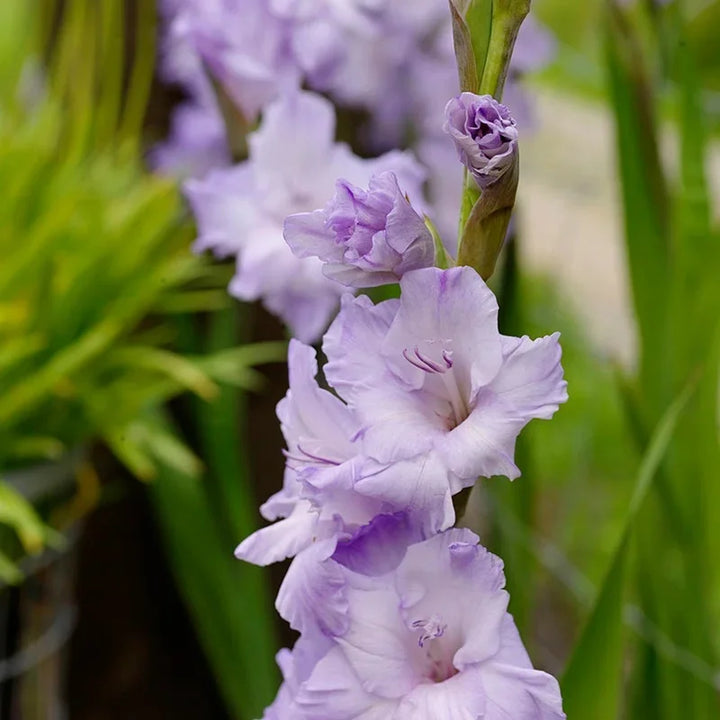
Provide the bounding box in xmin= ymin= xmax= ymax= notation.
xmin=0 ymin=0 xmax=272 ymax=580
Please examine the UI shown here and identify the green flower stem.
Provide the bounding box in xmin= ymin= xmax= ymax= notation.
xmin=458 ymin=170 xmax=481 ymax=239
xmin=456 ymin=156 xmax=519 ymax=280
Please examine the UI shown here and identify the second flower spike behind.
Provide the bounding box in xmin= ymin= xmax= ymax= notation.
xmin=284 ymin=171 xmax=436 ymax=288
xmin=185 ymin=89 xmax=427 ymax=343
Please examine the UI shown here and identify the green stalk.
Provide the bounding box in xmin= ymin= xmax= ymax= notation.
xmin=479 ymin=0 xmax=531 ymax=98
xmin=450 ymin=0 xmax=527 ymax=279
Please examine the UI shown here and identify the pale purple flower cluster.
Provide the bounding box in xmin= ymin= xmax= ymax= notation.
xmin=153 ymin=3 xmax=557 ymax=336
xmin=236 ymin=265 xmax=567 ymax=716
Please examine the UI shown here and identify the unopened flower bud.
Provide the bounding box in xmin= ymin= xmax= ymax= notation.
xmin=284 ymin=171 xmax=435 ymax=288
xmin=443 ymin=92 xmax=518 ymax=189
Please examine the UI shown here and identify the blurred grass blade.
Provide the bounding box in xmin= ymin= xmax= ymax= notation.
xmin=96 ymin=0 xmax=124 ymax=147
xmin=111 ymin=346 xmax=218 ymax=400
xmin=154 ymin=289 xmax=229 ymax=314
xmin=625 ymin=383 xmax=694 ymax=520
xmin=119 ymin=0 xmax=156 ymax=145
xmin=664 ymin=1 xmax=718 ymax=394
xmin=136 ymin=416 xmax=204 ymax=479
xmin=104 ymin=428 xmax=157 ymax=482
xmin=196 ymin=341 xmax=287 ymax=389
xmin=0 ymin=322 xmax=121 ymax=426
xmin=671 ymin=5 xmax=712 ymax=251
xmin=0 ymin=335 xmax=45 ymax=374
xmin=561 ymin=383 xmax=693 ymax=717
xmin=561 ymin=534 xmax=628 ymax=720
xmin=6 ymin=436 xmax=65 ymax=462
xmin=605 ymin=1 xmax=670 ymax=413
xmin=0 ymin=0 xmax=37 ymax=109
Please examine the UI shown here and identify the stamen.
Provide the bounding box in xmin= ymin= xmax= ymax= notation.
xmin=411 ymin=616 xmax=447 ymax=648
xmin=403 ymin=347 xmax=436 ymax=373
xmin=283 ymin=445 xmax=340 ymax=466
xmin=282 ymin=448 xmax=307 ymax=465
xmin=402 ymin=347 xmax=448 ymax=374
xmin=414 ymin=349 xmax=446 ymax=373
xmin=401 ymin=345 xmax=469 ymax=427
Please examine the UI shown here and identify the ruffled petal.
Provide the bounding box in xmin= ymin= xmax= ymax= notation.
xmin=336 ymin=583 xmax=419 ymax=698
xmin=283 ymin=340 xmax=360 ymax=456
xmin=438 ymin=399 xmax=524 ymax=481
xmin=395 ymin=670 xmax=485 ymax=720
xmin=396 ymin=531 xmax=508 ymax=670
xmin=323 ymin=294 xmax=399 ymax=402
xmin=482 ymin=664 xmax=566 ymax=719
xmin=298 ymin=646 xmax=397 ymax=719
xmin=354 ymin=455 xmax=455 ymax=533
xmin=284 ymin=209 xmax=337 ymax=260
xmin=489 ymin=333 xmax=568 ymax=420
xmin=276 ymin=538 xmax=349 ymax=636
xmin=234 ymin=499 xmax=317 ymax=566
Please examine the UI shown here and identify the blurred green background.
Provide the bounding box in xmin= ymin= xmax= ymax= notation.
xmin=0 ymin=0 xmax=718 ymax=718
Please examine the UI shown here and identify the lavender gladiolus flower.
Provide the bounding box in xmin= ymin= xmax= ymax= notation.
xmin=185 ymin=90 xmax=426 ymax=342
xmin=323 ymin=266 xmax=567 ymax=531
xmin=266 ymin=529 xmax=566 ymax=719
xmin=284 ymin=172 xmax=435 ymax=288
xmin=443 ymin=93 xmax=519 ymax=188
